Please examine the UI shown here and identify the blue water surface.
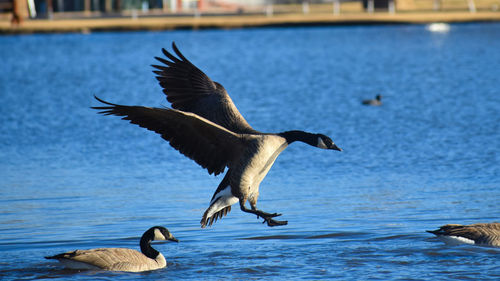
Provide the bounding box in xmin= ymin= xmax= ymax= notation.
xmin=1 ymin=23 xmax=499 ymax=280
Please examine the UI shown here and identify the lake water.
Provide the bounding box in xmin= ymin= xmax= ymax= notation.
xmin=1 ymin=23 xmax=499 ymax=280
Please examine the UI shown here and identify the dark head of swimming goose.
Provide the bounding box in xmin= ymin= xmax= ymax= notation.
xmin=140 ymin=226 xmax=178 ymax=259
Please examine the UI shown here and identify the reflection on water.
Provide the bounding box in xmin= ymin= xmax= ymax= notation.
xmin=426 ymin=23 xmax=451 ymax=33
xmin=1 ymin=23 xmax=500 ymax=280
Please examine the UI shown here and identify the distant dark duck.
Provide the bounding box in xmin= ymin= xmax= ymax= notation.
xmin=45 ymin=226 xmax=178 ymax=272
xmin=92 ymin=42 xmax=342 ymax=228
xmin=427 ymin=223 xmax=500 ymax=247
xmin=362 ymin=94 xmax=382 ymax=106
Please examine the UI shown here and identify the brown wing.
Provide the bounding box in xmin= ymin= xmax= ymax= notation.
xmin=92 ymin=96 xmax=244 ymax=176
xmin=152 ymin=42 xmax=258 ymax=134
xmin=54 ymin=248 xmax=154 ymax=270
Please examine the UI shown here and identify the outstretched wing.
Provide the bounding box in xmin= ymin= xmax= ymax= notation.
xmin=152 ymin=42 xmax=258 ymax=134
xmin=92 ymin=96 xmax=243 ymax=176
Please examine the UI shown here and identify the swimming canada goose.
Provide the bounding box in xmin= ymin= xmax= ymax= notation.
xmin=45 ymin=226 xmax=178 ymax=272
xmin=362 ymin=94 xmax=382 ymax=106
xmin=427 ymin=223 xmax=500 ymax=247
xmin=92 ymin=42 xmax=342 ymax=228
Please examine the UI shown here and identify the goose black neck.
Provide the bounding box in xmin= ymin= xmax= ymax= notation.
xmin=279 ymin=130 xmax=316 ymax=145
xmin=140 ymin=229 xmax=159 ymax=259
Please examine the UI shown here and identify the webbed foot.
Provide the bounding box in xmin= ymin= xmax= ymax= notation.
xmin=264 ymin=218 xmax=288 ymax=227
xmin=241 ymin=202 xmax=288 ymax=227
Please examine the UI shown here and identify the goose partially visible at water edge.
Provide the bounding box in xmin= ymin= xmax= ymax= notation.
xmin=427 ymin=223 xmax=500 ymax=247
xmin=362 ymin=94 xmax=382 ymax=106
xmin=45 ymin=226 xmax=178 ymax=272
xmin=92 ymin=42 xmax=342 ymax=228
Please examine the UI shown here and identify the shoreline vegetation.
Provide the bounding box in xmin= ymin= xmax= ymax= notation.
xmin=1 ymin=2 xmax=500 ymax=34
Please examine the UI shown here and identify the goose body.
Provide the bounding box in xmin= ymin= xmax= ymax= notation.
xmin=362 ymin=94 xmax=382 ymax=106
xmin=427 ymin=223 xmax=500 ymax=247
xmin=93 ymin=42 xmax=341 ymax=228
xmin=202 ymin=134 xmax=289 ymax=225
xmin=45 ymin=226 xmax=178 ymax=272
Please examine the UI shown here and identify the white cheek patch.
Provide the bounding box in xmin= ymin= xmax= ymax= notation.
xmin=154 ymin=228 xmax=167 ymax=241
xmin=317 ymin=137 xmax=328 ymax=149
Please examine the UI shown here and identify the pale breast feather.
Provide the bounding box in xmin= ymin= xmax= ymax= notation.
xmin=249 ymin=135 xmax=289 ymax=182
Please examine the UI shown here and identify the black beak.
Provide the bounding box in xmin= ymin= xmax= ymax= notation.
xmin=331 ymin=144 xmax=342 ymax=151
xmin=169 ymin=237 xmax=179 ymax=243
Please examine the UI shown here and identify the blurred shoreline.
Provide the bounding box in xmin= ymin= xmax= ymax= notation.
xmin=2 ymin=10 xmax=500 ymax=34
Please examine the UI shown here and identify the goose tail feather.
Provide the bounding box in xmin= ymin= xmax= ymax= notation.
xmin=200 ymin=206 xmax=231 ymax=228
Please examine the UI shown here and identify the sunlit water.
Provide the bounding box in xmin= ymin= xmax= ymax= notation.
xmin=1 ymin=23 xmax=499 ymax=280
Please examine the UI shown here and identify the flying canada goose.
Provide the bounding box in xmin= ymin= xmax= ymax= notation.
xmin=362 ymin=94 xmax=382 ymax=106
xmin=427 ymin=223 xmax=500 ymax=247
xmin=92 ymin=42 xmax=342 ymax=228
xmin=45 ymin=226 xmax=178 ymax=272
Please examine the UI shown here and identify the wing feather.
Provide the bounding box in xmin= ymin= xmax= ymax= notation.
xmin=152 ymin=42 xmax=258 ymax=134
xmin=92 ymin=96 xmax=243 ymax=176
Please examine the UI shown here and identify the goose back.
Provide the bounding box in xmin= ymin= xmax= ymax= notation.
xmin=428 ymin=223 xmax=500 ymax=247
xmin=47 ymin=248 xmax=166 ymax=272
